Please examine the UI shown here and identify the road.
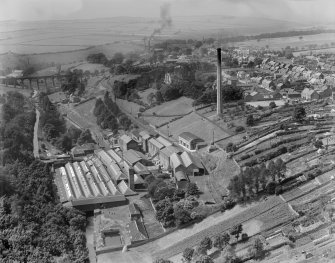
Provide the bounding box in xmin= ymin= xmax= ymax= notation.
xmin=33 ymin=107 xmax=40 ymax=158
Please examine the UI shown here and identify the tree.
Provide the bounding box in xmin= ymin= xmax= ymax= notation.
xmin=266 ymin=181 xmax=277 ymax=195
xmin=248 ymin=237 xmax=265 ymax=260
xmin=269 ymin=101 xmax=277 ymax=108
xmin=155 ymin=199 xmax=175 ymax=227
xmin=195 ymin=41 xmax=203 ymax=48
xmin=274 ymin=158 xmax=286 ymax=180
xmin=77 ymin=129 xmax=95 ymax=145
xmin=230 ymin=224 xmax=243 ymax=241
xmin=222 ymin=86 xmax=243 ymax=102
xmin=220 ymin=245 xmax=241 ymax=263
xmin=156 ymin=90 xmax=164 ymax=103
xmin=246 ymin=114 xmax=254 ymax=126
xmin=174 ymin=206 xmax=192 ymax=226
xmin=213 ymin=232 xmax=230 ymax=251
xmin=185 ymin=182 xmax=200 ymax=197
xmin=160 ymin=85 xmax=181 ymax=101
xmin=112 ymin=52 xmax=125 ymax=64
xmin=182 ymin=248 xmax=194 ymax=262
xmin=241 ymin=233 xmax=249 ymax=242
xmin=118 ymin=115 xmax=131 ymax=130
xmin=55 ymin=134 xmax=72 ymax=152
xmin=314 ymin=139 xmax=323 ymax=149
xmin=153 ymin=258 xmax=173 ymax=263
xmin=147 ymin=92 xmax=156 ymax=105
xmin=195 ymin=255 xmax=214 ymax=263
xmin=293 ymin=106 xmax=306 ymax=122
xmin=198 ymin=237 xmax=213 ymax=255
xmin=226 ymin=142 xmax=237 ymax=153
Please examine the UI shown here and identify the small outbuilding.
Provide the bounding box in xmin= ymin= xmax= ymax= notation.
xmin=178 ymin=132 xmax=204 ymax=151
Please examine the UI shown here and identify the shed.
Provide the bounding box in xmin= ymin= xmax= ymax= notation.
xmin=178 ymin=132 xmax=204 ymax=151
xmin=174 ymin=171 xmax=188 ymax=189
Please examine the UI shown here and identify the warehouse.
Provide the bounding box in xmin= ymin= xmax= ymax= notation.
xmin=54 ymin=161 xmax=128 ymax=212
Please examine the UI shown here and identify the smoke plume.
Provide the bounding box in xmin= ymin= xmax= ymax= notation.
xmin=149 ymin=2 xmax=172 ymax=42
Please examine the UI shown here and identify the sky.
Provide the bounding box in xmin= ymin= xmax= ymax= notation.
xmin=0 ymin=0 xmax=335 ymax=24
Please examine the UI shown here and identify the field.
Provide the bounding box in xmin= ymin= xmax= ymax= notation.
xmin=144 ymin=97 xmax=194 ymax=117
xmin=158 ymin=111 xmax=231 ymax=143
xmin=60 ymin=99 xmax=98 ymax=132
xmin=235 ymin=33 xmax=335 ymax=51
xmin=288 ymin=181 xmax=335 ymax=206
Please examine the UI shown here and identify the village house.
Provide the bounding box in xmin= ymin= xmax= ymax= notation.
xmin=262 ymin=79 xmax=276 ymax=90
xmin=301 ymin=88 xmax=320 ymax=101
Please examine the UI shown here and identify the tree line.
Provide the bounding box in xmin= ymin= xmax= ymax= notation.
xmin=228 ymin=158 xmax=286 ymax=201
xmin=155 ymin=225 xmax=266 ymax=263
xmin=145 ymin=175 xmax=202 ymax=228
xmin=39 ymin=94 xmax=95 ymax=153
xmin=0 ymin=91 xmax=89 ymax=262
xmin=0 ymin=91 xmax=35 ymax=165
xmin=93 ymin=91 xmax=132 ymax=131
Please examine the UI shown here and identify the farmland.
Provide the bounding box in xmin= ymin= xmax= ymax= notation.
xmin=235 ymin=32 xmax=335 ymax=51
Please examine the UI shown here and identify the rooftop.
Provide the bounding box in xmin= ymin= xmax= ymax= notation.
xmin=179 ymin=132 xmax=203 ymax=142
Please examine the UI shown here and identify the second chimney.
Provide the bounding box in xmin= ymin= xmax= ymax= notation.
xmin=217 ymin=48 xmax=222 ymax=116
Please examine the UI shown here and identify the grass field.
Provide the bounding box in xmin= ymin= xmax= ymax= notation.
xmin=158 ymin=111 xmax=231 ymax=143
xmin=144 ymin=97 xmax=194 ymax=116
xmin=235 ymin=33 xmax=335 ymax=51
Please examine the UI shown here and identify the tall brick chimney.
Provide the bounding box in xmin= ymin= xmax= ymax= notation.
xmin=128 ymin=168 xmax=135 ymax=191
xmin=217 ymin=48 xmax=222 ymax=116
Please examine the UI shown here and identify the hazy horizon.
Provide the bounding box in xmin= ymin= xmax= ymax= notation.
xmin=1 ymin=0 xmax=335 ymax=25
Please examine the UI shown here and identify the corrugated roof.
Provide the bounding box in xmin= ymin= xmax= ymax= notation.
xmin=123 ymin=150 xmax=142 ymax=165
xmin=179 ymin=132 xmax=202 ymax=142
xmin=134 ymin=162 xmax=149 ymax=175
xmin=156 ymin=136 xmax=173 ymax=147
xmin=127 ymin=220 xmax=148 ymax=242
xmin=107 ymin=149 xmax=122 ymax=163
xmin=70 ymin=195 xmax=126 ymax=207
xmin=170 ymin=153 xmax=184 ymax=169
xmin=117 ymin=180 xmax=137 ymax=196
xmin=160 ymin=145 xmax=182 ymax=157
xmin=175 ymin=171 xmax=187 ymax=181
xmin=148 ymin=138 xmax=164 ymax=149
xmin=180 ymin=152 xmax=194 ymax=168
